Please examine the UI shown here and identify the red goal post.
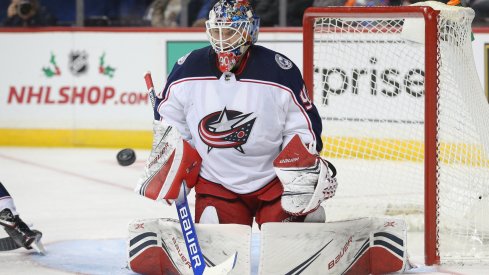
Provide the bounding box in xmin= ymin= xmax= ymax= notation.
xmin=303 ymin=4 xmax=489 ymax=266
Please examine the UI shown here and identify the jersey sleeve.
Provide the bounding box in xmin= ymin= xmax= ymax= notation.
xmin=244 ymin=47 xmax=323 ymax=153
xmin=284 ymin=83 xmax=323 ymax=152
xmin=283 ymin=69 xmax=323 ymax=153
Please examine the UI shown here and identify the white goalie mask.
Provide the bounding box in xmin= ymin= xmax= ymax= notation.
xmin=205 ymin=0 xmax=260 ymax=73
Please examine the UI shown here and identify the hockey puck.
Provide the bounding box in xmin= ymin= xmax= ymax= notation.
xmin=116 ymin=148 xmax=136 ymax=166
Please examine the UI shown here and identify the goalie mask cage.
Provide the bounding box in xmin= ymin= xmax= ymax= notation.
xmin=303 ymin=2 xmax=489 ymax=266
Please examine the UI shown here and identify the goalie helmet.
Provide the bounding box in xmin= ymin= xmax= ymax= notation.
xmin=205 ymin=0 xmax=260 ymax=72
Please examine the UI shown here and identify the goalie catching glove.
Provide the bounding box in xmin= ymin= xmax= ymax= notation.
xmin=273 ymin=135 xmax=338 ymax=216
xmin=135 ymin=120 xmax=202 ymax=205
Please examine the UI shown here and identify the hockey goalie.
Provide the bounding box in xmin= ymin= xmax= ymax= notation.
xmin=128 ymin=128 xmax=408 ymax=274
xmin=128 ymin=0 xmax=409 ymax=274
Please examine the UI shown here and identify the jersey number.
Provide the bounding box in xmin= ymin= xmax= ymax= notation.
xmin=300 ymin=87 xmax=313 ymax=111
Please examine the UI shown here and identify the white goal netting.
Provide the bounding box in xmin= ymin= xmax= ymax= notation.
xmin=308 ymin=1 xmax=489 ymax=264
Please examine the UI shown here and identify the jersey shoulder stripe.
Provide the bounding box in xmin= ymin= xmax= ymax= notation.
xmin=241 ymin=45 xmax=304 ymax=93
xmin=167 ymin=46 xmax=216 ymax=83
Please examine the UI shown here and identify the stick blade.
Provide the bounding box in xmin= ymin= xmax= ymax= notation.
xmin=203 ymin=252 xmax=238 ymax=275
xmin=0 ymin=237 xmax=21 ymax=251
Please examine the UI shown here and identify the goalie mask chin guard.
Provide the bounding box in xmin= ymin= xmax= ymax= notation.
xmin=205 ymin=0 xmax=260 ymax=73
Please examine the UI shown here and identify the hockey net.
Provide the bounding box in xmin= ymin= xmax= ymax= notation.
xmin=303 ymin=1 xmax=489 ymax=265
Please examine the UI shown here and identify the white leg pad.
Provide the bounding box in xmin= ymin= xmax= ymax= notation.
xmin=199 ymin=206 xmax=219 ymax=224
xmin=259 ymin=217 xmax=408 ymax=274
xmin=128 ymin=218 xmax=251 ymax=275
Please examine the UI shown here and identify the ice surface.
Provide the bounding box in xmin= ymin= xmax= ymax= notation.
xmin=0 ymin=147 xmax=487 ymax=274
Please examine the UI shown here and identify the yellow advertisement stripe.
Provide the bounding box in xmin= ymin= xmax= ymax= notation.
xmin=0 ymin=129 xmax=152 ymax=149
xmin=321 ymin=136 xmax=489 ymax=166
xmin=321 ymin=136 xmax=424 ymax=161
xmin=1 ymin=129 xmax=488 ymax=166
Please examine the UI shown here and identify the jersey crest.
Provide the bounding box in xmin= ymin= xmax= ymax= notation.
xmin=198 ymin=107 xmax=256 ymax=154
xmin=275 ymin=54 xmax=293 ymax=70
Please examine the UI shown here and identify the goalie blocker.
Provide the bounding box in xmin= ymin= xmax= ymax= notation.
xmin=135 ymin=120 xmax=202 ymax=204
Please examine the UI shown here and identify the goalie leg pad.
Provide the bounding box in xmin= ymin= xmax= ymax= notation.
xmin=199 ymin=206 xmax=219 ymax=224
xmin=128 ymin=218 xmax=251 ymax=275
xmin=129 ymin=246 xmax=179 ymax=275
xmin=259 ymin=217 xmax=408 ymax=275
xmin=128 ymin=219 xmax=191 ymax=275
xmin=135 ymin=120 xmax=202 ymax=204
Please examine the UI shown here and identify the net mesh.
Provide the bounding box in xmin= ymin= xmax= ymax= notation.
xmin=310 ymin=3 xmax=489 ymax=264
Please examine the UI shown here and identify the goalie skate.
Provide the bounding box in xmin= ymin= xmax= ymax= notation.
xmin=30 ymin=230 xmax=46 ymax=255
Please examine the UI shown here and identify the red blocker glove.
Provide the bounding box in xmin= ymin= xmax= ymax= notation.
xmin=135 ymin=120 xmax=202 ymax=205
xmin=273 ymin=135 xmax=338 ymax=216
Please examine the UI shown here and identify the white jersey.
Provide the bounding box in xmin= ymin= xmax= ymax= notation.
xmin=155 ymin=45 xmax=322 ymax=194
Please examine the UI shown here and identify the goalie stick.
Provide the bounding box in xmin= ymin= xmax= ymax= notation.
xmin=144 ymin=72 xmax=237 ymax=275
xmin=0 ymin=236 xmax=20 ymax=251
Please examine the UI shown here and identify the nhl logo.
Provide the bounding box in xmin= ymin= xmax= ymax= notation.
xmin=275 ymin=54 xmax=292 ymax=70
xmin=69 ymin=51 xmax=89 ymax=76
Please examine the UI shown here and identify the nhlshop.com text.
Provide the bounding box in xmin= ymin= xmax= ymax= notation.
xmin=7 ymin=86 xmax=149 ymax=105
